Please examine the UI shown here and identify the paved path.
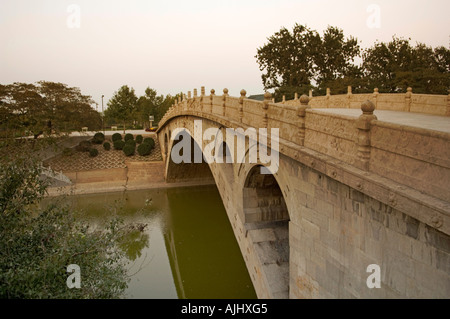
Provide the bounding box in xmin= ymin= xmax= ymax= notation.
xmin=313 ymin=109 xmax=450 ymax=133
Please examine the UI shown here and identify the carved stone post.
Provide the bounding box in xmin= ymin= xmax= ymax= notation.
xmin=405 ymin=87 xmax=412 ymax=112
xmin=282 ymin=95 xmax=286 ymax=104
xmin=297 ymin=95 xmax=310 ymax=146
xmin=347 ymin=86 xmax=352 ymax=109
xmin=447 ymin=90 xmax=450 ymax=116
xmin=210 ymin=89 xmax=215 ymax=114
xmin=200 ymin=86 xmax=205 ymax=112
xmin=222 ymin=88 xmax=229 ymax=116
xmin=326 ymin=88 xmax=331 ymax=108
xmin=239 ymin=89 xmax=246 ymax=123
xmin=263 ymin=92 xmax=271 ymax=128
xmin=373 ymin=88 xmax=379 ymax=109
xmin=355 ymin=100 xmax=377 ymax=171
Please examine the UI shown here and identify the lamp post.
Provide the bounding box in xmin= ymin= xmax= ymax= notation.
xmin=101 ymin=95 xmax=104 ymax=134
xmin=149 ymin=115 xmax=154 ymax=130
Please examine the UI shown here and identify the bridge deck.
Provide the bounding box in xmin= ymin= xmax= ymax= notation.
xmin=312 ymin=109 xmax=450 ymax=133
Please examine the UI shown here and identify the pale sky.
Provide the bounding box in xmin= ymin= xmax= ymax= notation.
xmin=1 ymin=0 xmax=449 ymax=111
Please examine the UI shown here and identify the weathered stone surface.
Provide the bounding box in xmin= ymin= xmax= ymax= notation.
xmin=157 ymin=89 xmax=450 ymax=299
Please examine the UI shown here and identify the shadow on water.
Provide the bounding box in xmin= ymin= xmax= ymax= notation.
xmin=44 ymin=185 xmax=256 ymax=299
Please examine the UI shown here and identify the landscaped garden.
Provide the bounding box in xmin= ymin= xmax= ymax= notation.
xmin=44 ymin=133 xmax=162 ymax=171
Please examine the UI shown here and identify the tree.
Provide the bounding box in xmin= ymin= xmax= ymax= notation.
xmin=104 ymin=85 xmax=138 ymax=132
xmin=135 ymin=88 xmax=164 ymax=128
xmin=312 ymin=26 xmax=362 ymax=95
xmin=256 ymin=24 xmax=318 ymax=101
xmin=362 ymin=37 xmax=450 ymax=94
xmin=256 ymin=24 xmax=361 ymax=100
xmin=0 ymin=82 xmax=101 ymax=139
xmin=0 ymin=154 xmax=130 ymax=298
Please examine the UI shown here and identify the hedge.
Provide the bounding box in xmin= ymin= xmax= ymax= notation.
xmin=92 ymin=132 xmax=105 ymax=144
xmin=123 ymin=144 xmax=135 ymax=156
xmin=89 ymin=148 xmax=99 ymax=157
xmin=124 ymin=134 xmax=134 ymax=142
xmin=112 ymin=133 xmax=122 ymax=142
xmin=143 ymin=137 xmax=155 ymax=148
xmin=137 ymin=143 xmax=153 ymax=156
xmin=103 ymin=142 xmax=111 ymax=151
xmin=113 ymin=140 xmax=125 ymax=150
xmin=135 ymin=135 xmax=143 ymax=144
xmin=76 ymin=140 xmax=92 ymax=152
xmin=125 ymin=139 xmax=136 ymax=149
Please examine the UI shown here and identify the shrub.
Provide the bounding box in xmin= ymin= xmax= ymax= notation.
xmin=113 ymin=140 xmax=125 ymax=150
xmin=92 ymin=132 xmax=105 ymax=144
xmin=143 ymin=137 xmax=155 ymax=148
xmin=137 ymin=142 xmax=153 ymax=156
xmin=89 ymin=148 xmax=99 ymax=157
xmin=123 ymin=144 xmax=135 ymax=156
xmin=112 ymin=133 xmax=122 ymax=142
xmin=124 ymin=134 xmax=134 ymax=142
xmin=135 ymin=135 xmax=143 ymax=144
xmin=103 ymin=142 xmax=111 ymax=151
xmin=125 ymin=139 xmax=136 ymax=149
xmin=75 ymin=140 xmax=92 ymax=152
xmin=0 ymin=159 xmax=129 ymax=299
xmin=62 ymin=147 xmax=75 ymax=157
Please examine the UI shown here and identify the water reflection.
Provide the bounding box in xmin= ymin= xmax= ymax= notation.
xmin=45 ymin=185 xmax=256 ymax=299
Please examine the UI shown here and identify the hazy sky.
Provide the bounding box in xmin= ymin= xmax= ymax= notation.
xmin=1 ymin=0 xmax=449 ymax=110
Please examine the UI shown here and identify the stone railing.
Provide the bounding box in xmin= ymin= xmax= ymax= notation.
xmin=282 ymin=87 xmax=450 ymax=116
xmin=158 ymin=87 xmax=450 ymax=234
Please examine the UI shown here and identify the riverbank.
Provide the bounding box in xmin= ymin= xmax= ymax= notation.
xmin=43 ymin=133 xmax=215 ymax=197
xmin=46 ymin=161 xmax=215 ymax=197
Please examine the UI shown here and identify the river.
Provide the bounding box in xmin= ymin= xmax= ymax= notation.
xmin=55 ymin=185 xmax=257 ymax=299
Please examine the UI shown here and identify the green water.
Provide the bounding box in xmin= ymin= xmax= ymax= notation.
xmin=55 ymin=185 xmax=256 ymax=299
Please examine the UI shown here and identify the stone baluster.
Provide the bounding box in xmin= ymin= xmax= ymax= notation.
xmin=355 ymin=100 xmax=377 ymax=171
xmin=183 ymin=94 xmax=187 ymax=111
xmin=239 ymin=89 xmax=246 ymax=123
xmin=200 ymin=86 xmax=205 ymax=112
xmin=373 ymin=88 xmax=379 ymax=109
xmin=210 ymin=89 xmax=215 ymax=114
xmin=297 ymin=95 xmax=310 ymax=146
xmin=282 ymin=95 xmax=286 ymax=104
xmin=347 ymin=86 xmax=352 ymax=109
xmin=309 ymin=90 xmax=313 ymax=99
xmin=326 ymin=88 xmax=331 ymax=108
xmin=405 ymin=87 xmax=412 ymax=112
xmin=263 ymin=92 xmax=271 ymax=128
xmin=447 ymin=90 xmax=450 ymax=116
xmin=188 ymin=91 xmax=192 ymax=99
xmin=222 ymin=88 xmax=229 ymax=116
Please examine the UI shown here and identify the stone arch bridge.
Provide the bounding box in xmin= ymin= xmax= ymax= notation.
xmin=157 ymin=87 xmax=450 ymax=298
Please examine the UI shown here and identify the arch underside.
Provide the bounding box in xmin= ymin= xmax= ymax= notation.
xmin=162 ymin=119 xmax=291 ymax=298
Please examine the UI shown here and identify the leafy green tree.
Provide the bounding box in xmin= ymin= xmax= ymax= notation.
xmin=362 ymin=37 xmax=450 ymax=94
xmin=256 ymin=24 xmax=318 ymax=100
xmin=104 ymin=85 xmax=138 ymax=132
xmin=135 ymin=88 xmax=164 ymax=127
xmin=0 ymin=82 xmax=101 ymax=139
xmin=256 ymin=24 xmax=361 ymax=100
xmin=0 ymin=155 xmax=130 ymax=298
xmin=312 ymin=26 xmax=362 ymax=95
